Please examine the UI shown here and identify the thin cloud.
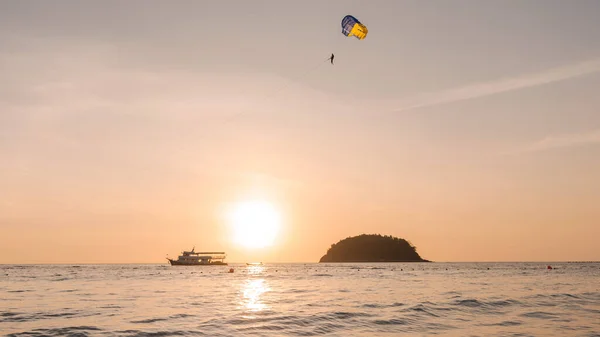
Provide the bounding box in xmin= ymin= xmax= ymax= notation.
xmin=506 ymin=129 xmax=600 ymax=155
xmin=391 ymin=58 xmax=600 ymax=112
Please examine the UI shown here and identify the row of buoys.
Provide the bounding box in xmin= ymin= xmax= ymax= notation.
xmin=221 ymin=265 xmax=557 ymax=273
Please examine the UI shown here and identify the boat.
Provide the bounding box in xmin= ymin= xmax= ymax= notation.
xmin=246 ymin=262 xmax=263 ymax=266
xmin=167 ymin=247 xmax=228 ymax=266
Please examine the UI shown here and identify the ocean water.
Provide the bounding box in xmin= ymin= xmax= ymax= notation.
xmin=1 ymin=262 xmax=599 ymax=336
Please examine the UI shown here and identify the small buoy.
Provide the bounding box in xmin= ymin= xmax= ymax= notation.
xmin=229 ymin=268 xmax=234 ymax=273
xmin=547 ymin=265 xmax=552 ymax=270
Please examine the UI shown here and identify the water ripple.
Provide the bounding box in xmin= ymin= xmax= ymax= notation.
xmin=1 ymin=262 xmax=599 ymax=336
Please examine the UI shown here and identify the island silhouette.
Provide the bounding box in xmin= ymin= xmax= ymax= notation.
xmin=319 ymin=234 xmax=430 ymax=262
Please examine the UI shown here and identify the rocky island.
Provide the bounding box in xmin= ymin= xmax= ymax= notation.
xmin=319 ymin=234 xmax=430 ymax=263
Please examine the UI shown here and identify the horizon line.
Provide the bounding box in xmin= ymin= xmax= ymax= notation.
xmin=2 ymin=260 xmax=598 ymax=265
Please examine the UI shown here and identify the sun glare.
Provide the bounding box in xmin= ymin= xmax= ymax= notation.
xmin=228 ymin=200 xmax=281 ymax=249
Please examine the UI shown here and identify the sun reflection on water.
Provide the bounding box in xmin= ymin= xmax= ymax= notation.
xmin=247 ymin=265 xmax=265 ymax=275
xmin=239 ymin=265 xmax=271 ymax=315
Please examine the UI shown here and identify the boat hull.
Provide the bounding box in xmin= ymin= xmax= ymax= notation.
xmin=167 ymin=258 xmax=227 ymax=266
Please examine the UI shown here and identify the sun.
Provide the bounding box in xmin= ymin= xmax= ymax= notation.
xmin=227 ymin=200 xmax=281 ymax=249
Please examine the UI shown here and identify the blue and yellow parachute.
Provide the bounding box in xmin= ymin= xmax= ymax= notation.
xmin=341 ymin=15 xmax=368 ymax=40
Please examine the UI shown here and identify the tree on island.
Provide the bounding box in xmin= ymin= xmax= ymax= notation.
xmin=319 ymin=234 xmax=430 ymax=262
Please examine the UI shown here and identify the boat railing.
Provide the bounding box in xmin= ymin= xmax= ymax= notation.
xmin=182 ymin=251 xmax=226 ymax=256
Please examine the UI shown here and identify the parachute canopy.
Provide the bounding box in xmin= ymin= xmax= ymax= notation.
xmin=341 ymin=15 xmax=368 ymax=40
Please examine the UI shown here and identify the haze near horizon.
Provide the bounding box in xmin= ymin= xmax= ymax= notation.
xmin=1 ymin=0 xmax=600 ymax=264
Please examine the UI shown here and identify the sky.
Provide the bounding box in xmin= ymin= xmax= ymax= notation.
xmin=1 ymin=0 xmax=600 ymax=264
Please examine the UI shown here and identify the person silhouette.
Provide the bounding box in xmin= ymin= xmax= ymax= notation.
xmin=329 ymin=53 xmax=334 ymax=64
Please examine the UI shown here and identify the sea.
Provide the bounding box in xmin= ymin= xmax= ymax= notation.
xmin=1 ymin=262 xmax=599 ymax=336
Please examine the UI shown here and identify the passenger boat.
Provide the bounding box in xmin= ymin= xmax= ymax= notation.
xmin=167 ymin=247 xmax=227 ymax=266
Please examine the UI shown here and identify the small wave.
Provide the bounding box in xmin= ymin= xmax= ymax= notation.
xmin=369 ymin=319 xmax=456 ymax=334
xmin=489 ymin=299 xmax=521 ymax=307
xmin=453 ymin=299 xmax=482 ymax=308
xmin=130 ymin=318 xmax=168 ymax=324
xmin=329 ymin=311 xmax=372 ymax=319
xmin=226 ymin=315 xmax=296 ymax=326
xmin=6 ymin=326 xmax=101 ymax=337
xmin=403 ymin=304 xmax=441 ymax=317
xmin=443 ymin=291 xmax=462 ymax=296
xmin=114 ymin=330 xmax=195 ymax=337
xmin=227 ymin=311 xmax=372 ymax=332
xmin=0 ymin=310 xmax=96 ymax=323
xmin=581 ymin=292 xmax=600 ymax=300
xmin=520 ymin=311 xmax=559 ymax=319
xmin=531 ymin=293 xmax=582 ymax=300
xmin=451 ymin=298 xmax=521 ymax=311
xmin=43 ymin=312 xmax=78 ymax=318
xmin=374 ymin=318 xmax=410 ymax=325
xmin=231 ymin=312 xmax=367 ymax=336
xmin=361 ymin=302 xmax=404 ymax=309
xmin=170 ymin=313 xmax=193 ymax=319
xmin=312 ymin=322 xmax=345 ymax=334
xmin=479 ymin=320 xmax=523 ymax=327
xmin=237 ymin=324 xmax=288 ymax=333
xmin=553 ymin=293 xmax=580 ymax=299
xmin=130 ymin=313 xmax=194 ymax=324
xmin=7 ymin=290 xmax=33 ymax=293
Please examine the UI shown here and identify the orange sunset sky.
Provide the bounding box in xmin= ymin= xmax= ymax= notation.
xmin=1 ymin=1 xmax=600 ymax=264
